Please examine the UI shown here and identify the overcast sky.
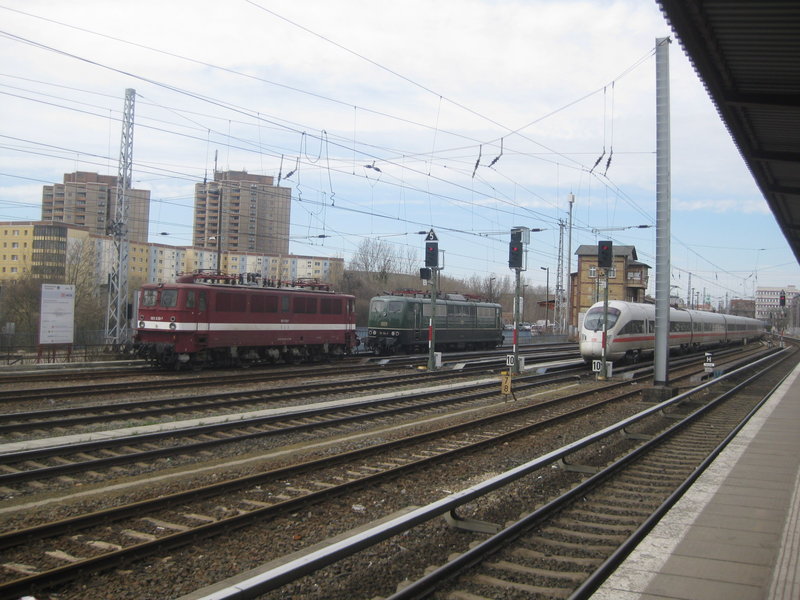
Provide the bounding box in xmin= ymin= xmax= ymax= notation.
xmin=1 ymin=0 xmax=798 ymax=304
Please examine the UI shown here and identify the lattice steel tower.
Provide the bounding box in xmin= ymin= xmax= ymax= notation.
xmin=105 ymin=88 xmax=135 ymax=347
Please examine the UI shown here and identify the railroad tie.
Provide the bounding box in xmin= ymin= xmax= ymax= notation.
xmin=45 ymin=550 xmax=82 ymax=563
xmin=467 ymin=573 xmax=570 ymax=598
xmin=141 ymin=517 xmax=191 ymax=532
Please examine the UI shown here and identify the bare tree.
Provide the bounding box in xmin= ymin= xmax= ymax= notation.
xmin=348 ymin=238 xmax=398 ymax=282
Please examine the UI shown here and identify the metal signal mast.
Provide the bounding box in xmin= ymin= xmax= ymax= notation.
xmin=105 ymin=88 xmax=135 ymax=348
xmin=554 ymin=219 xmax=565 ymax=333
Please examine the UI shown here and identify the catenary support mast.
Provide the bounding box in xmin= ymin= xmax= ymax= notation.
xmin=105 ymin=88 xmax=135 ymax=348
xmin=653 ymin=38 xmax=671 ymax=389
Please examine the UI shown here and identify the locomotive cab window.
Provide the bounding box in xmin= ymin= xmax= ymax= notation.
xmin=387 ymin=301 xmax=404 ymax=315
xmin=370 ymin=299 xmax=386 ymax=314
xmin=186 ymin=291 xmax=195 ymax=308
xmin=142 ymin=289 xmax=158 ymax=306
xmin=160 ymin=289 xmax=178 ymax=308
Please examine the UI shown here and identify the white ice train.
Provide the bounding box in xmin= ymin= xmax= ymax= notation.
xmin=579 ymin=300 xmax=766 ymax=363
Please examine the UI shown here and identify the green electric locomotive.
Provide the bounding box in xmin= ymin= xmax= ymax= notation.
xmin=365 ymin=290 xmax=504 ymax=354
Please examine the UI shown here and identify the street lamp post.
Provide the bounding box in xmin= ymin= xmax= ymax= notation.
xmin=540 ymin=267 xmax=549 ymax=334
xmin=208 ymin=236 xmax=222 ymax=273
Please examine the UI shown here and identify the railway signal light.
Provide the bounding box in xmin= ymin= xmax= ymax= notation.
xmin=598 ymin=240 xmax=613 ymax=269
xmin=425 ymin=242 xmax=439 ymax=267
xmin=508 ymin=241 xmax=524 ymax=269
xmin=780 ymin=290 xmax=786 ymax=306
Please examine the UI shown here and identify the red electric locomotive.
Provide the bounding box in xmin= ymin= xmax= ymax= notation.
xmin=134 ymin=272 xmax=358 ymax=369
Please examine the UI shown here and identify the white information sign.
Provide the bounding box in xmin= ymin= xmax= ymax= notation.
xmin=39 ymin=284 xmax=75 ymax=345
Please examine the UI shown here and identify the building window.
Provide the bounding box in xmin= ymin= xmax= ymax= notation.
xmin=589 ymin=266 xmax=597 ymax=278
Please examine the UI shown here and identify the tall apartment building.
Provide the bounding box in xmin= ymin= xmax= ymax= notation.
xmin=193 ymin=170 xmax=290 ymax=256
xmin=41 ymin=172 xmax=151 ymax=244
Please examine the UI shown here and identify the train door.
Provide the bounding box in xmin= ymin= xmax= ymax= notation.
xmin=413 ymin=302 xmax=423 ymax=341
xmin=186 ymin=289 xmax=209 ymax=339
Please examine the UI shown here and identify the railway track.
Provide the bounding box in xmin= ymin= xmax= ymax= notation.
xmin=0 ymin=344 xmax=580 ymax=405
xmin=0 ymin=351 xmax=582 ymax=439
xmin=0 ymin=345 xmax=765 ymax=495
xmin=0 ymin=345 xmax=777 ymax=599
xmin=0 ymin=370 xmax=582 ymax=495
xmin=386 ymin=346 xmax=798 ymax=600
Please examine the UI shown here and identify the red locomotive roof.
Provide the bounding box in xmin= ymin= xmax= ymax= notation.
xmin=170 ymin=271 xmax=334 ymax=292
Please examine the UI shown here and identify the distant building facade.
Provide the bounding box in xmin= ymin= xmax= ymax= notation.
xmin=193 ymin=170 xmax=291 ymax=256
xmin=0 ymin=222 xmax=342 ymax=292
xmin=569 ymin=244 xmax=650 ymax=328
xmin=41 ymin=172 xmax=151 ymax=244
xmin=755 ymin=285 xmax=798 ymax=320
xmin=729 ymin=298 xmax=756 ymax=318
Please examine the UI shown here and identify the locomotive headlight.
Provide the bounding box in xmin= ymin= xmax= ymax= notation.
xmin=169 ymin=322 xmax=177 ymax=330
xmin=138 ymin=321 xmax=145 ymax=329
xmin=393 ymin=330 xmax=400 ymax=336
xmin=170 ymin=316 xmax=176 ymax=322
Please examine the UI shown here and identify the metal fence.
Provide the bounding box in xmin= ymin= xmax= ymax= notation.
xmin=0 ymin=330 xmax=115 ymax=365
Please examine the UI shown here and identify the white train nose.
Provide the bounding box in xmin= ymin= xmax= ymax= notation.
xmin=580 ymin=333 xmax=604 ymax=360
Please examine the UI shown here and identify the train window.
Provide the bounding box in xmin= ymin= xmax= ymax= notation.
xmin=370 ymin=299 xmax=386 ymax=314
xmin=648 ymin=320 xmax=655 ymax=333
xmin=583 ymin=306 xmax=620 ymax=331
xmin=217 ymin=292 xmax=246 ymax=312
xmin=251 ymin=294 xmax=278 ymax=313
xmin=199 ymin=292 xmax=207 ymax=311
xmin=142 ymin=289 xmax=157 ymax=306
xmin=186 ymin=291 xmax=195 ymax=309
xmin=281 ymin=296 xmax=290 ymax=312
xmin=477 ymin=307 xmax=494 ymax=319
xmin=293 ymin=297 xmax=317 ymax=314
xmin=422 ymin=303 xmax=447 ymax=317
xmin=321 ymin=298 xmax=342 ymax=314
xmin=619 ymin=320 xmax=644 ymax=334
xmin=160 ymin=289 xmax=178 ymax=308
xmin=387 ymin=301 xmax=404 ymax=314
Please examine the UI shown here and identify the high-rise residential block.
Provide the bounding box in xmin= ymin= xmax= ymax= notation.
xmin=193 ymin=170 xmax=290 ymax=256
xmin=41 ymin=172 xmax=150 ymax=244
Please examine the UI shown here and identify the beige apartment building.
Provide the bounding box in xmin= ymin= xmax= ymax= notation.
xmin=193 ymin=170 xmax=291 ymax=256
xmin=569 ymin=244 xmax=650 ymax=328
xmin=41 ymin=172 xmax=151 ymax=244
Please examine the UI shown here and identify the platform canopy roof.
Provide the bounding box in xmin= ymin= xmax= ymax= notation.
xmin=658 ymin=0 xmax=800 ymax=265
